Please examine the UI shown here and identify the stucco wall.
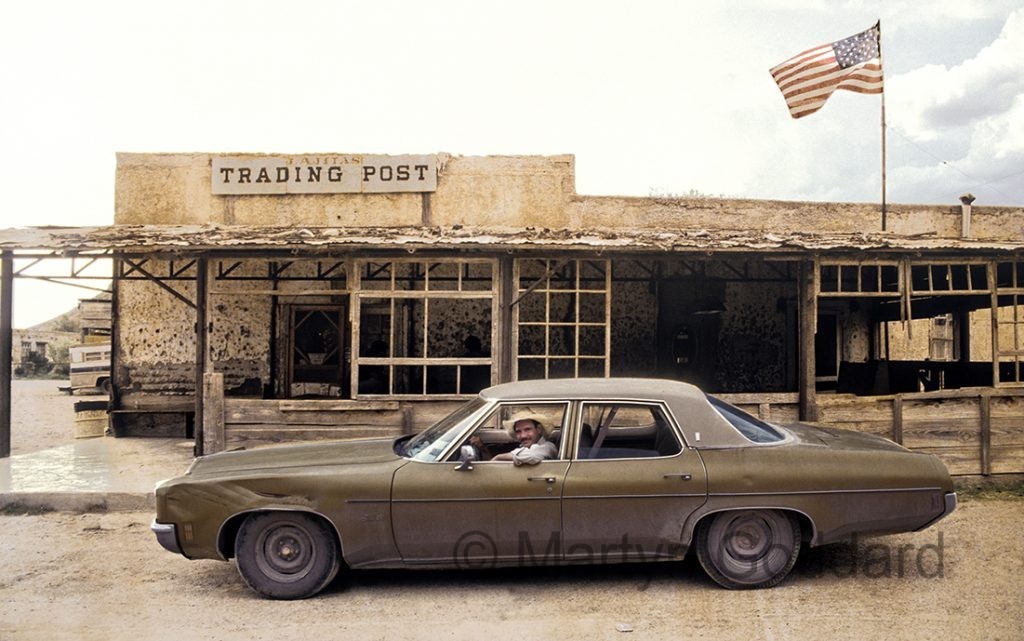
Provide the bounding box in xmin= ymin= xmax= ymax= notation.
xmin=115 ymin=152 xmax=1024 ymax=239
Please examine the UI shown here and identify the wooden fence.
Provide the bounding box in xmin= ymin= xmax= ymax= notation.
xmin=202 ymin=375 xmax=1024 ymax=475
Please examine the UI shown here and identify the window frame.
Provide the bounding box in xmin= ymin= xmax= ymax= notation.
xmin=351 ymin=257 xmax=499 ymax=399
xmin=571 ymin=400 xmax=685 ymax=461
xmin=512 ymin=258 xmax=611 ymax=381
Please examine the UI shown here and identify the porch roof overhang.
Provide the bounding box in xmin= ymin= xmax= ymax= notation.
xmin=1 ymin=224 xmax=1023 ymax=257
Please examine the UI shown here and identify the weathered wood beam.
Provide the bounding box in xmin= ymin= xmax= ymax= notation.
xmin=202 ymin=373 xmax=225 ymax=454
xmin=109 ymin=258 xmax=123 ymax=435
xmin=499 ymin=256 xmax=514 ymax=382
xmin=798 ymin=259 xmax=819 ymax=422
xmin=980 ymin=392 xmax=991 ymax=476
xmin=892 ymin=396 xmax=903 ymax=444
xmin=194 ymin=255 xmax=209 ymax=455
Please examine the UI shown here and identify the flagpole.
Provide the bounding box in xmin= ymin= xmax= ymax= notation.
xmin=879 ymin=20 xmax=887 ymax=231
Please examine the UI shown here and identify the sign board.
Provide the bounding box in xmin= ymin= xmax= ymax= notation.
xmin=211 ymin=154 xmax=437 ymax=195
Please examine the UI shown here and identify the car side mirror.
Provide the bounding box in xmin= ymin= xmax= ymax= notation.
xmin=455 ymin=445 xmax=477 ymax=472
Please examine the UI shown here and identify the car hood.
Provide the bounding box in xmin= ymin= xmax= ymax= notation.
xmin=187 ymin=438 xmax=401 ymax=477
xmin=781 ymin=422 xmax=911 ymax=453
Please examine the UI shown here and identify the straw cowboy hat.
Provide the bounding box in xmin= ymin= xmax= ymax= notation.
xmin=502 ymin=409 xmax=550 ymax=437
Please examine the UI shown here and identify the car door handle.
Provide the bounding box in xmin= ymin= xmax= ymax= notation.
xmin=663 ymin=473 xmax=693 ymax=481
xmin=527 ymin=476 xmax=557 ymax=484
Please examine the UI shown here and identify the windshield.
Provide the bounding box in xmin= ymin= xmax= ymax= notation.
xmin=401 ymin=397 xmax=487 ymax=461
xmin=706 ymin=395 xmax=784 ymax=443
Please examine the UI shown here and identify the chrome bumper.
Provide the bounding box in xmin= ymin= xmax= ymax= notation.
xmin=917 ymin=492 xmax=957 ymax=531
xmin=151 ymin=519 xmax=182 ymax=555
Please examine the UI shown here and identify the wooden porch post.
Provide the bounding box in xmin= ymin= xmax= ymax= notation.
xmin=202 ymin=372 xmax=225 ymax=454
xmin=498 ymin=256 xmax=514 ymax=383
xmin=0 ymin=251 xmax=12 ymax=458
xmin=798 ymin=259 xmax=819 ymax=422
xmin=194 ymin=255 xmax=209 ymax=455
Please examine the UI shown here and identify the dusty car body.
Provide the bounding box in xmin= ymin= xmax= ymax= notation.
xmin=152 ymin=378 xmax=956 ymax=599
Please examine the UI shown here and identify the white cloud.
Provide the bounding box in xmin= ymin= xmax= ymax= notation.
xmin=890 ymin=93 xmax=1024 ymax=205
xmin=882 ymin=8 xmax=1024 ymax=205
xmin=889 ymin=8 xmax=1024 ymax=141
xmin=879 ymin=0 xmax=1021 ymax=26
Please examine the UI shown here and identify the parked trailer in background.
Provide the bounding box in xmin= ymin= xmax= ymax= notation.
xmin=69 ymin=344 xmax=111 ymax=393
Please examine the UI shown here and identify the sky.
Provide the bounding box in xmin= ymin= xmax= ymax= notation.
xmin=1 ymin=0 xmax=1022 ymax=327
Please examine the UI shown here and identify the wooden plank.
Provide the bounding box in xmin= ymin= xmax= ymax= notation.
xmin=111 ymin=395 xmax=195 ymax=411
xmin=902 ymin=397 xmax=983 ymax=420
xmin=990 ymin=445 xmax=1024 ymax=474
xmin=194 ymin=255 xmax=208 ymax=455
xmin=715 ymin=393 xmax=800 ymax=405
xmin=892 ymin=396 xmax=903 ymax=445
xmin=411 ymin=401 xmax=465 ymax=430
xmin=768 ymin=405 xmax=800 ymax=423
xmin=277 ymin=399 xmax=400 ymax=412
xmin=227 ymin=424 xmax=401 ymax=435
xmin=980 ymin=393 xmax=991 ymax=476
xmin=910 ymin=446 xmax=983 ymax=475
xmin=901 ymin=423 xmax=981 ymax=450
xmin=818 ymin=400 xmax=894 ymax=422
xmin=225 ymin=426 xmax=402 ymax=450
xmin=227 ymin=410 xmax=405 ymax=428
xmin=202 ymin=373 xmax=225 ymax=454
xmin=226 ymin=403 xmax=403 ymax=424
xmin=824 ymin=421 xmax=894 ymax=439
xmin=798 ymin=260 xmax=818 ymax=421
xmin=990 ymin=395 xmax=1024 ymax=418
xmin=498 ymin=256 xmax=513 ymax=383
xmin=109 ymin=258 xmax=123 ymax=427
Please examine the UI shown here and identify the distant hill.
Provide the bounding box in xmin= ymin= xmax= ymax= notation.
xmin=27 ymin=304 xmax=81 ymax=334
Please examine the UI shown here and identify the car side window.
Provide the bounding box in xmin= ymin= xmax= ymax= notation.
xmin=449 ymin=403 xmax=568 ymax=461
xmin=576 ymin=403 xmax=681 ymax=460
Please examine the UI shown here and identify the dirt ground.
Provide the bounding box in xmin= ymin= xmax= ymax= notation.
xmin=2 ymin=379 xmax=1023 ymax=640
xmin=0 ymin=500 xmax=1021 ymax=641
xmin=10 ymin=379 xmax=84 ymax=455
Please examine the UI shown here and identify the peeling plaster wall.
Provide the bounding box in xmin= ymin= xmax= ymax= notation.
xmin=841 ymin=308 xmax=872 ymax=363
xmin=407 ymin=299 xmax=493 ymax=358
xmin=118 ymin=271 xmax=196 ymax=395
xmin=209 ymin=261 xmax=273 ymax=394
xmin=115 ymin=153 xmax=1024 ymax=240
xmin=716 ymin=282 xmax=792 ymax=392
xmin=119 ymin=260 xmax=275 ymax=399
xmin=611 ymin=263 xmax=657 ymax=377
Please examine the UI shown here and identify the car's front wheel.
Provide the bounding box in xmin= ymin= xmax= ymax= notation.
xmin=695 ymin=509 xmax=800 ymax=589
xmin=234 ymin=511 xmax=340 ymax=599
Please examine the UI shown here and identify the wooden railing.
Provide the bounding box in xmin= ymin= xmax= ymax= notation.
xmin=201 ymin=375 xmax=1024 ymax=475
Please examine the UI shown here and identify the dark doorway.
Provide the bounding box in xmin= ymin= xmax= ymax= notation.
xmin=656 ymin=281 xmax=723 ymax=389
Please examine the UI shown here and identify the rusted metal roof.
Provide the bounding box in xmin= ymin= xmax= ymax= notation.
xmin=1 ymin=224 xmax=1022 ymax=255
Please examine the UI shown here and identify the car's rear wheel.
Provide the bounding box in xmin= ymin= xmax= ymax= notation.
xmin=234 ymin=511 xmax=340 ymax=599
xmin=695 ymin=509 xmax=800 ymax=589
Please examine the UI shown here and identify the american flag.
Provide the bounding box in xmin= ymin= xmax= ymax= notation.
xmin=770 ymin=24 xmax=884 ymax=119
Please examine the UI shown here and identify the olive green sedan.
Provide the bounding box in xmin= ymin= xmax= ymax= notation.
xmin=152 ymin=378 xmax=956 ymax=599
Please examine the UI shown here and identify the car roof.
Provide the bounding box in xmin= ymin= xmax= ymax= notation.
xmin=479 ymin=378 xmax=752 ymax=448
xmin=480 ymin=378 xmax=705 ymax=403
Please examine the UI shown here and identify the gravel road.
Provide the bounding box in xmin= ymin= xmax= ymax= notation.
xmin=1 ymin=499 xmax=1021 ymax=641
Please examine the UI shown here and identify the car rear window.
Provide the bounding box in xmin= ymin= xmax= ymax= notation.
xmin=706 ymin=395 xmax=785 ymax=443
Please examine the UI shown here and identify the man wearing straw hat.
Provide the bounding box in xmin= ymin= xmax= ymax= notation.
xmin=470 ymin=408 xmax=557 ymax=466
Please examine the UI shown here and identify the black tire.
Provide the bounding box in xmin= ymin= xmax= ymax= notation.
xmin=99 ymin=378 xmax=112 ymax=394
xmin=695 ymin=509 xmax=800 ymax=589
xmin=234 ymin=512 xmax=341 ymax=600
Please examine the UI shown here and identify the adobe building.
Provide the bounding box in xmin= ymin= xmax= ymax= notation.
xmin=0 ymin=152 xmax=1021 ymax=476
